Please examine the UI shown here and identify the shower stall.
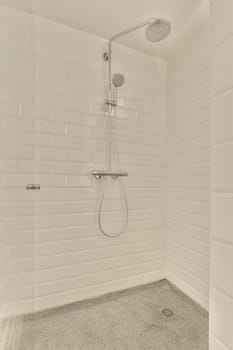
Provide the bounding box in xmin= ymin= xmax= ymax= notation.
xmin=0 ymin=1 xmax=233 ymax=349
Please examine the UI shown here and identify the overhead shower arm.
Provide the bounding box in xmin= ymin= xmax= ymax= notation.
xmin=109 ymin=18 xmax=158 ymax=43
xmin=103 ymin=18 xmax=158 ymax=62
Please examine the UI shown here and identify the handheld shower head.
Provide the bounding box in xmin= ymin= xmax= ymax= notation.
xmin=112 ymin=73 xmax=125 ymax=88
xmin=145 ymin=19 xmax=171 ymax=42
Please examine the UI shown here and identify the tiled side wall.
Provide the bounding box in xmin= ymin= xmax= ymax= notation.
xmin=0 ymin=5 xmax=36 ymax=348
xmin=3 ymin=9 xmax=167 ymax=314
xmin=167 ymin=24 xmax=210 ymax=310
xmin=210 ymin=0 xmax=233 ymax=348
xmin=0 ymin=54 xmax=7 ymax=348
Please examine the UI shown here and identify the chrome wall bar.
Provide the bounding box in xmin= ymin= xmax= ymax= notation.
xmin=92 ymin=170 xmax=128 ymax=179
xmin=26 ymin=184 xmax=40 ymax=190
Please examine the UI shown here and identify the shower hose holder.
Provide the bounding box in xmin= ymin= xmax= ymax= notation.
xmin=105 ymin=98 xmax=117 ymax=107
xmin=92 ymin=170 xmax=128 ymax=180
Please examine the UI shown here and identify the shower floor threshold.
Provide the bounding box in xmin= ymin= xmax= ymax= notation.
xmin=18 ymin=279 xmax=209 ymax=350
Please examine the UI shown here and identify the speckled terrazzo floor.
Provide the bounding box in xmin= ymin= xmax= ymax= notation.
xmin=18 ymin=279 xmax=209 ymax=350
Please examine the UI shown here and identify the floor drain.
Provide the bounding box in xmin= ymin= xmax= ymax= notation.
xmin=161 ymin=308 xmax=173 ymax=317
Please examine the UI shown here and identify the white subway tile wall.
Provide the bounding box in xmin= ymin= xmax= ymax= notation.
xmin=0 ymin=6 xmax=35 ymax=349
xmin=5 ymin=7 xmax=232 ymax=350
xmin=2 ymin=9 xmax=167 ymax=316
xmin=210 ymin=0 xmax=233 ymax=349
xmin=167 ymin=24 xmax=210 ymax=310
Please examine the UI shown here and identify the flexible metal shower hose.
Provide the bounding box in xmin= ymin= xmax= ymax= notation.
xmin=98 ymin=177 xmax=129 ymax=238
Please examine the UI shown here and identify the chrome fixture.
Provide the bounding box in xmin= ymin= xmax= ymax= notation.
xmin=104 ymin=73 xmax=125 ymax=113
xmin=26 ymin=184 xmax=40 ymax=190
xmin=101 ymin=17 xmax=171 ymax=173
xmin=161 ymin=308 xmax=174 ymax=317
xmin=145 ymin=19 xmax=171 ymax=42
xmin=112 ymin=73 xmax=125 ymax=88
xmin=93 ymin=18 xmax=171 ymax=238
xmin=103 ymin=18 xmax=171 ymax=62
xmin=104 ymin=98 xmax=117 ymax=107
xmin=92 ymin=170 xmax=128 ymax=179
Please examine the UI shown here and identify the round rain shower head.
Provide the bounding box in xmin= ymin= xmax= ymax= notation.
xmin=112 ymin=73 xmax=125 ymax=88
xmin=145 ymin=19 xmax=171 ymax=42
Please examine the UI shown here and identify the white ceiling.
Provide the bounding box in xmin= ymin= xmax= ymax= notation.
xmin=4 ymin=0 xmax=209 ymax=57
